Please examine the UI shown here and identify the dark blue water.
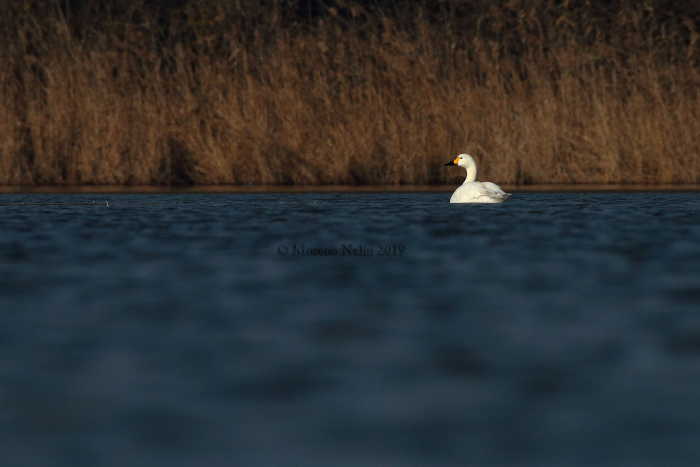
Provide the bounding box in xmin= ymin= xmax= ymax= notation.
xmin=1 ymin=192 xmax=700 ymax=466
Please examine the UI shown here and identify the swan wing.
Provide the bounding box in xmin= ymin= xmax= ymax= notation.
xmin=450 ymin=182 xmax=509 ymax=203
xmin=481 ymin=182 xmax=506 ymax=194
xmin=481 ymin=182 xmax=510 ymax=201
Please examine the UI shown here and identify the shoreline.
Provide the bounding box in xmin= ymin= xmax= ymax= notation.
xmin=1 ymin=184 xmax=700 ymax=194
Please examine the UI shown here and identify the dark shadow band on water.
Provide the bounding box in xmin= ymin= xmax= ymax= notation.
xmin=1 ymin=184 xmax=700 ymax=194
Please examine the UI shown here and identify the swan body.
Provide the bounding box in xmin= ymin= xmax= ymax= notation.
xmin=444 ymin=154 xmax=509 ymax=203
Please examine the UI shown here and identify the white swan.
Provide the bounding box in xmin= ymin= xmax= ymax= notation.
xmin=444 ymin=154 xmax=509 ymax=203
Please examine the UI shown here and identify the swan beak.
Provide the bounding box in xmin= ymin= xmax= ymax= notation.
xmin=444 ymin=159 xmax=457 ymax=166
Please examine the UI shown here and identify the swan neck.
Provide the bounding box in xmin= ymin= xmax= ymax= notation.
xmin=464 ymin=165 xmax=477 ymax=183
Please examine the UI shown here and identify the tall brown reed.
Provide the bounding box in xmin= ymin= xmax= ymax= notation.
xmin=1 ymin=0 xmax=699 ymax=186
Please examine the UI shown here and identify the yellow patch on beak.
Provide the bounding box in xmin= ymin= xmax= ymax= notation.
xmin=453 ymin=158 xmax=460 ymax=164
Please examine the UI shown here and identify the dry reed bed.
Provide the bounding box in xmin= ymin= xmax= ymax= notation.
xmin=1 ymin=0 xmax=699 ymax=186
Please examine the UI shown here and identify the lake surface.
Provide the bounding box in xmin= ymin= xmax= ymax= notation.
xmin=1 ymin=192 xmax=700 ymax=466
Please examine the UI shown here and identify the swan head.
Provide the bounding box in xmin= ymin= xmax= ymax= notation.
xmin=443 ymin=154 xmax=476 ymax=168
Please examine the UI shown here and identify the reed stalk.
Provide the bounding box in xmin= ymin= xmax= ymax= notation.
xmin=1 ymin=0 xmax=699 ymax=185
